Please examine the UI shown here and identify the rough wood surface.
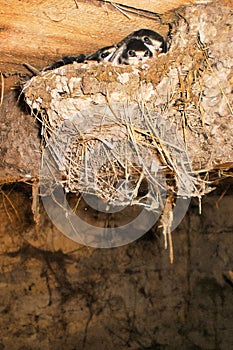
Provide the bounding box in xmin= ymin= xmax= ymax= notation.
xmin=109 ymin=0 xmax=196 ymax=13
xmin=0 ymin=0 xmax=198 ymax=74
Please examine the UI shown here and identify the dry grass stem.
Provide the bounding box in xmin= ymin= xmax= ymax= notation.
xmin=0 ymin=72 xmax=4 ymax=106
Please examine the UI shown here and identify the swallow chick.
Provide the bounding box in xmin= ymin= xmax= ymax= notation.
xmin=117 ymin=39 xmax=153 ymax=65
xmin=134 ymin=29 xmax=167 ymax=55
xmin=86 ymin=45 xmax=116 ymax=62
xmin=116 ymin=28 xmax=167 ymax=56
xmin=43 ymin=54 xmax=86 ymax=71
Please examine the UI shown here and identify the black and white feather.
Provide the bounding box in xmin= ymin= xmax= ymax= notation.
xmin=117 ymin=28 xmax=167 ymax=55
xmin=116 ymin=39 xmax=153 ymax=65
xmin=86 ymin=45 xmax=116 ymax=62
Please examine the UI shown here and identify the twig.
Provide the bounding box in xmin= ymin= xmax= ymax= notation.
xmin=73 ymin=0 xmax=79 ymax=9
xmin=0 ymin=188 xmax=20 ymax=221
xmin=0 ymin=72 xmax=4 ymax=106
xmin=110 ymin=2 xmax=132 ymax=19
xmin=215 ymin=185 xmax=230 ymax=209
xmin=23 ymin=63 xmax=40 ymax=76
xmin=160 ymin=195 xmax=174 ymax=263
xmin=181 ymin=110 xmax=187 ymax=147
xmin=98 ymin=0 xmax=161 ymax=21
xmin=2 ymin=194 xmax=13 ymax=223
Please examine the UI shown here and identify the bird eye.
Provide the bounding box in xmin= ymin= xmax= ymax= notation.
xmin=101 ymin=52 xmax=109 ymax=59
xmin=144 ymin=36 xmax=151 ymax=44
xmin=144 ymin=50 xmax=150 ymax=57
xmin=128 ymin=50 xmax=136 ymax=57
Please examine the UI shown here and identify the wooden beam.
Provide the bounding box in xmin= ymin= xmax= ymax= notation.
xmin=0 ymin=0 xmax=190 ymax=74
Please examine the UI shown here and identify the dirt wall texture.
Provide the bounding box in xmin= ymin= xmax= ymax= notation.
xmin=0 ymin=182 xmax=232 ymax=349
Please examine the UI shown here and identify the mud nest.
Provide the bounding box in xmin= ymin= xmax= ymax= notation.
xmin=23 ymin=1 xmax=233 ymax=212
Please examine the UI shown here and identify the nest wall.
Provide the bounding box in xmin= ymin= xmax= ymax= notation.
xmin=23 ymin=1 xmax=233 ymax=210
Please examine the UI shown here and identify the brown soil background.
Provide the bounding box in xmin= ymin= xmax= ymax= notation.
xmin=0 ymin=182 xmax=232 ymax=349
